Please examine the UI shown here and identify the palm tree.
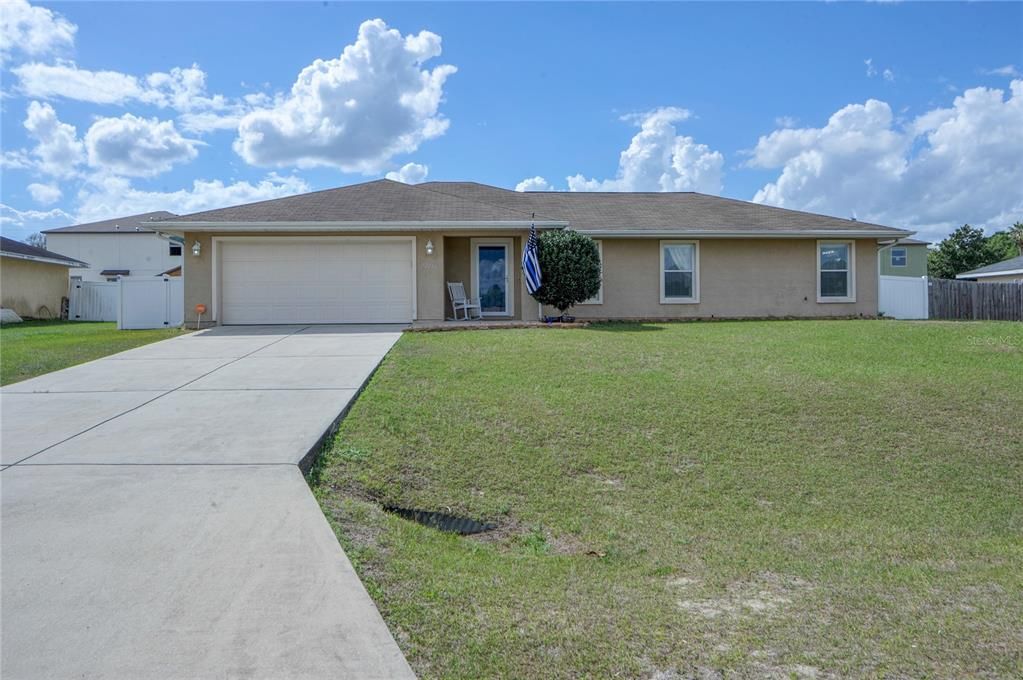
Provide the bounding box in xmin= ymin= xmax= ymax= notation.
xmin=1009 ymin=221 xmax=1023 ymax=256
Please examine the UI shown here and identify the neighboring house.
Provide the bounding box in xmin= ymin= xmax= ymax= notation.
xmin=144 ymin=179 xmax=912 ymax=326
xmin=1 ymin=236 xmax=88 ymax=319
xmin=880 ymin=238 xmax=929 ymax=277
xmin=956 ymin=254 xmax=1023 ymax=283
xmin=43 ymin=211 xmax=182 ymax=282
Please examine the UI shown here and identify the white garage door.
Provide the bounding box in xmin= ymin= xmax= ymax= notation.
xmin=220 ymin=239 xmax=414 ymax=324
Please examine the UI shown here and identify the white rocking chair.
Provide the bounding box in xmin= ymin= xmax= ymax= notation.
xmin=447 ymin=281 xmax=482 ymax=320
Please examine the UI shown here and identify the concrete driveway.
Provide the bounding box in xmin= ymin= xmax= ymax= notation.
xmin=1 ymin=325 xmax=415 ymax=679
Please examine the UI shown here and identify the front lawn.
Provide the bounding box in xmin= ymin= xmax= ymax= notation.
xmin=0 ymin=320 xmax=189 ymax=385
xmin=310 ymin=320 xmax=1023 ymax=678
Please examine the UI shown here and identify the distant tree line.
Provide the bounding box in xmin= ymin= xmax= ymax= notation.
xmin=927 ymin=221 xmax=1023 ymax=279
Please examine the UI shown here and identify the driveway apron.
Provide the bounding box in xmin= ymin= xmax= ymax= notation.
xmin=1 ymin=325 xmax=415 ymax=679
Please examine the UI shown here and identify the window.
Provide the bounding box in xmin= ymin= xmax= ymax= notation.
xmin=579 ymin=240 xmax=603 ymax=304
xmin=817 ymin=240 xmax=856 ymax=302
xmin=660 ymin=241 xmax=699 ymax=303
xmin=890 ymin=247 xmax=907 ymax=267
xmin=169 ymin=243 xmax=183 ymax=257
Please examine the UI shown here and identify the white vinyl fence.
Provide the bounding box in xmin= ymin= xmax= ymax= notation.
xmin=878 ymin=275 xmax=929 ymax=320
xmin=68 ymin=280 xmax=119 ymax=321
xmin=117 ymin=276 xmax=184 ymax=330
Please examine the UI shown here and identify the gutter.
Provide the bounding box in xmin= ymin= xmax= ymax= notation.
xmin=574 ymin=229 xmax=915 ymax=239
xmin=153 ymin=220 xmax=569 ymax=233
xmin=0 ymin=251 xmax=88 ymax=268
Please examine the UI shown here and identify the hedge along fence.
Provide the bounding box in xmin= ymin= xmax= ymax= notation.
xmin=928 ymin=278 xmax=1023 ymax=321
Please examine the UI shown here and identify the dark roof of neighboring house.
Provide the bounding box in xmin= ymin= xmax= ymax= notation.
xmin=42 ymin=211 xmax=178 ymax=234
xmin=897 ymin=238 xmax=930 ymax=246
xmin=957 ymin=254 xmax=1023 ymax=278
xmin=154 ymin=179 xmax=910 ymax=237
xmin=0 ymin=236 xmax=88 ymax=267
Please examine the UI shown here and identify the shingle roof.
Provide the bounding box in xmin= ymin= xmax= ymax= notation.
xmin=157 ymin=178 xmax=909 ymax=236
xmin=42 ymin=211 xmax=177 ymax=234
xmin=957 ymin=254 xmax=1023 ymax=277
xmin=0 ymin=236 xmax=88 ymax=266
xmin=163 ymin=180 xmax=548 ymax=223
xmin=418 ymin=182 xmax=905 ymax=234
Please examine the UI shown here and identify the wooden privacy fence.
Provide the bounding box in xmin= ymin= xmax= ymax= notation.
xmin=928 ymin=278 xmax=1023 ymax=321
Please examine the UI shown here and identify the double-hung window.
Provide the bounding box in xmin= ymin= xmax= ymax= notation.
xmin=817 ymin=240 xmax=855 ymax=302
xmin=660 ymin=241 xmax=699 ymax=303
xmin=890 ymin=247 xmax=907 ymax=267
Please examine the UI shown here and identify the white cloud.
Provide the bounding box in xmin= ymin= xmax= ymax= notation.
xmin=233 ymin=18 xmax=457 ymax=172
xmin=515 ymin=176 xmax=554 ymax=192
xmin=84 ymin=114 xmax=201 ymax=177
xmin=775 ymin=116 xmax=798 ymax=128
xmin=750 ymin=80 xmax=1023 ymax=241
xmin=22 ymin=101 xmax=85 ymax=179
xmin=0 ymin=203 xmax=73 ymax=242
xmin=12 ymin=60 xmax=235 ymax=113
xmin=13 ymin=61 xmax=144 ymax=104
xmin=985 ymin=65 xmax=1021 ymax=78
xmin=27 ymin=182 xmax=62 ymax=205
xmin=564 ymin=107 xmax=724 ymax=193
xmin=73 ymin=174 xmax=310 ymax=224
xmin=0 ymin=0 xmax=76 ymax=65
xmin=385 ymin=162 xmax=429 ymax=184
xmin=865 ymin=58 xmax=895 ymax=82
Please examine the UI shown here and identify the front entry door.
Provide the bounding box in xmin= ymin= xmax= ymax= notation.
xmin=471 ymin=238 xmax=514 ymax=317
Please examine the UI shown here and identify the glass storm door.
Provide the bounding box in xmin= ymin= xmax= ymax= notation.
xmin=472 ymin=239 xmax=513 ymax=317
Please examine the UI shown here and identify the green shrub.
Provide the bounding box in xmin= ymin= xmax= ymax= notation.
xmin=532 ymin=230 xmax=602 ymax=314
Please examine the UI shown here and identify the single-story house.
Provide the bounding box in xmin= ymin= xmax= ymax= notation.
xmin=880 ymin=238 xmax=929 ymax=277
xmin=43 ymin=211 xmax=183 ymax=282
xmin=1 ymin=236 xmax=89 ymax=319
xmin=956 ymin=254 xmax=1023 ymax=283
xmin=146 ymin=179 xmax=913 ymax=326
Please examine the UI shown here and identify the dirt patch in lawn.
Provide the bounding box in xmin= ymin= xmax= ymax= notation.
xmin=670 ymin=572 xmax=814 ymax=620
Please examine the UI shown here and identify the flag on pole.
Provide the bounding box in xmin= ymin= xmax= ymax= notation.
xmin=523 ymin=219 xmax=542 ymax=295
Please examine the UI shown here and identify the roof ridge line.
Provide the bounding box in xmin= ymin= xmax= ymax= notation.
xmin=409 ymin=181 xmax=561 ymax=222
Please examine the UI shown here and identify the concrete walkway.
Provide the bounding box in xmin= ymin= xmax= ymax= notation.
xmin=1 ymin=325 xmax=415 ymax=679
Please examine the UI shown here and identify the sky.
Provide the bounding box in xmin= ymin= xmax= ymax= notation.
xmin=1 ymin=1 xmax=1021 ymax=244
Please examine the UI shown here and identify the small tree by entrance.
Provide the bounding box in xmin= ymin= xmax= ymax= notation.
xmin=530 ymin=230 xmax=601 ymax=317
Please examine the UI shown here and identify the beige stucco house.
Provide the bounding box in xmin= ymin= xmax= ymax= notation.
xmin=1 ymin=236 xmax=88 ymax=319
xmin=956 ymin=255 xmax=1023 ymax=283
xmin=146 ymin=180 xmax=912 ymax=327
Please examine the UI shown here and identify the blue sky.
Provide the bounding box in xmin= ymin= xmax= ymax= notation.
xmin=2 ymin=1 xmax=1021 ymax=243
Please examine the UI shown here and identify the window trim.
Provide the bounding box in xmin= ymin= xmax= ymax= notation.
xmin=578 ymin=239 xmax=603 ymax=305
xmin=169 ymin=242 xmax=183 ymax=257
xmin=659 ymin=240 xmax=700 ymax=304
xmin=890 ymin=247 xmax=907 ymax=268
xmin=816 ymin=239 xmax=856 ymax=303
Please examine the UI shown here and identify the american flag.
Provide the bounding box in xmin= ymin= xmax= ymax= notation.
xmin=522 ymin=221 xmax=542 ymax=295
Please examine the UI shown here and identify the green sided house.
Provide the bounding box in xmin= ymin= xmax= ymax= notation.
xmin=879 ymin=238 xmax=929 ymax=277
xmin=149 ymin=179 xmax=913 ymax=326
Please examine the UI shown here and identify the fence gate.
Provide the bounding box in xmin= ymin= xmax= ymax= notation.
xmin=118 ymin=277 xmax=184 ymax=329
xmin=68 ymin=279 xmax=120 ymax=321
xmin=878 ymin=275 xmax=929 ymax=319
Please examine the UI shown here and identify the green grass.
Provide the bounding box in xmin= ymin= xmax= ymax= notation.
xmin=1 ymin=320 xmax=189 ymax=385
xmin=310 ymin=320 xmax=1023 ymax=678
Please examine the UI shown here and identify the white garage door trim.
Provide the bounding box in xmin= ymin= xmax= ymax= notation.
xmin=212 ymin=236 xmax=417 ymax=324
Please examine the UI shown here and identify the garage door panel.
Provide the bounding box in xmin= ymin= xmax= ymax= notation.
xmin=220 ymin=240 xmax=413 ymax=325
